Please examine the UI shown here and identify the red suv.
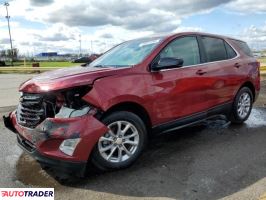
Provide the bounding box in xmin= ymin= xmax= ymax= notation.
xmin=4 ymin=32 xmax=260 ymax=177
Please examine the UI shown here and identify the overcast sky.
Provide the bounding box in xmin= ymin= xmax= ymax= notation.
xmin=0 ymin=0 xmax=266 ymax=55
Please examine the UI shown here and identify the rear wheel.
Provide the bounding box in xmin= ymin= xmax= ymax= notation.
xmin=231 ymin=87 xmax=253 ymax=124
xmin=91 ymin=111 xmax=147 ymax=171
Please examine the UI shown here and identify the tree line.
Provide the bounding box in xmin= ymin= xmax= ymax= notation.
xmin=0 ymin=48 xmax=19 ymax=61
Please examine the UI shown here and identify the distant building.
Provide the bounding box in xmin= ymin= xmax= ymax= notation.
xmin=36 ymin=52 xmax=58 ymax=57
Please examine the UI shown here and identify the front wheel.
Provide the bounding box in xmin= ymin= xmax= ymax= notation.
xmin=231 ymin=87 xmax=253 ymax=124
xmin=91 ymin=111 xmax=147 ymax=171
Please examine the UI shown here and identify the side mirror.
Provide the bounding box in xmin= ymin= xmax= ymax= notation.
xmin=152 ymin=57 xmax=183 ymax=71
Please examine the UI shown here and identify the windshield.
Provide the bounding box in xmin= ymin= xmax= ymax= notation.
xmin=89 ymin=37 xmax=163 ymax=68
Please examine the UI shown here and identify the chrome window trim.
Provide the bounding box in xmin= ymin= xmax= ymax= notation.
xmin=151 ymin=37 xmax=240 ymax=72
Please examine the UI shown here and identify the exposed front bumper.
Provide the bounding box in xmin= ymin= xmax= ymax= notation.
xmin=4 ymin=110 xmax=108 ymax=176
xmin=17 ymin=133 xmax=87 ymax=177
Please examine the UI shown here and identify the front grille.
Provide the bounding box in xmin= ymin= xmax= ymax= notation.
xmin=17 ymin=93 xmax=45 ymax=128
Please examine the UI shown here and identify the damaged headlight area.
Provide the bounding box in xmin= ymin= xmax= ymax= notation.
xmin=63 ymin=86 xmax=91 ymax=109
xmin=17 ymin=86 xmax=99 ymax=128
xmin=55 ymin=106 xmax=91 ymax=118
xmin=55 ymin=86 xmax=99 ymax=118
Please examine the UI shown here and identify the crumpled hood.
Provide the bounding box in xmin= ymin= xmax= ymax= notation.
xmin=19 ymin=66 xmax=123 ymax=93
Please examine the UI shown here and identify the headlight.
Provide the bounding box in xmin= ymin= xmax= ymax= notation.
xmin=59 ymin=138 xmax=81 ymax=156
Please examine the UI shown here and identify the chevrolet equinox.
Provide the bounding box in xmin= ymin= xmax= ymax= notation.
xmin=4 ymin=32 xmax=260 ymax=177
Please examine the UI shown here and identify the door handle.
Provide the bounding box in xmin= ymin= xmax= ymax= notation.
xmin=196 ymin=69 xmax=207 ymax=75
xmin=234 ymin=63 xmax=241 ymax=68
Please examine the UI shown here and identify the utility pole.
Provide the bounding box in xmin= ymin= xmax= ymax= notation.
xmin=79 ymin=34 xmax=81 ymax=57
xmin=4 ymin=2 xmax=13 ymax=66
xmin=91 ymin=40 xmax=93 ymax=54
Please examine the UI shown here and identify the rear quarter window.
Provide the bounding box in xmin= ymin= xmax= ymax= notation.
xmin=231 ymin=40 xmax=253 ymax=57
xmin=224 ymin=42 xmax=237 ymax=59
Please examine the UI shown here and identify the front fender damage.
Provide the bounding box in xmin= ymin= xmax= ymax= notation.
xmin=8 ymin=111 xmax=108 ymax=162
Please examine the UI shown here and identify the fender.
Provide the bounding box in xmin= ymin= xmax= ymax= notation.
xmin=82 ymin=73 xmax=152 ymax=113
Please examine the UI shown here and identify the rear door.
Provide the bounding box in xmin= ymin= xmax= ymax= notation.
xmin=199 ymin=36 xmax=239 ymax=108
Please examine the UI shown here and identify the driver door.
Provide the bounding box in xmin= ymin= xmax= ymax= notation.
xmin=150 ymin=36 xmax=210 ymax=125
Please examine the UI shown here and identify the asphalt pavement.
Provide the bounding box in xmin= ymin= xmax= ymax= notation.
xmin=1 ymin=108 xmax=266 ymax=199
xmin=0 ymin=74 xmax=266 ymax=200
xmin=0 ymin=74 xmax=34 ymax=108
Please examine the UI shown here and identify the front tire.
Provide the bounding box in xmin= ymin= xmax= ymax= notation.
xmin=231 ymin=87 xmax=253 ymax=124
xmin=91 ymin=111 xmax=147 ymax=171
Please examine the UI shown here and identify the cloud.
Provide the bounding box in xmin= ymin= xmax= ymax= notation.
xmin=31 ymin=23 xmax=78 ymax=42
xmin=173 ymin=26 xmax=203 ymax=33
xmin=100 ymin=33 xmax=113 ymax=39
xmin=29 ymin=0 xmax=54 ymax=7
xmin=0 ymin=21 xmax=6 ymax=28
xmin=0 ymin=38 xmax=11 ymax=45
xmin=45 ymin=0 xmax=232 ymax=32
xmin=227 ymin=0 xmax=266 ymax=13
xmin=0 ymin=23 xmax=82 ymax=55
xmin=238 ymin=24 xmax=266 ymax=50
xmin=0 ymin=21 xmax=20 ymax=28
xmin=153 ymin=0 xmax=233 ymax=14
xmin=5 ymin=0 xmax=266 ymax=54
xmin=34 ymin=33 xmax=75 ymax=41
xmin=19 ymin=41 xmax=30 ymax=46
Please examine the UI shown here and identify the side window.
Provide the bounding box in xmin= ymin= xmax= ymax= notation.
xmin=224 ymin=42 xmax=237 ymax=59
xmin=202 ymin=36 xmax=227 ymax=62
xmin=159 ymin=36 xmax=200 ymax=66
xmin=231 ymin=40 xmax=253 ymax=57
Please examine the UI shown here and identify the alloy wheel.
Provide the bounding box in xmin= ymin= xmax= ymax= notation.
xmin=237 ymin=92 xmax=251 ymax=119
xmin=98 ymin=121 xmax=140 ymax=163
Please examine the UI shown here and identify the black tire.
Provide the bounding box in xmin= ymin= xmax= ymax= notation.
xmin=91 ymin=111 xmax=147 ymax=171
xmin=231 ymin=87 xmax=253 ymax=124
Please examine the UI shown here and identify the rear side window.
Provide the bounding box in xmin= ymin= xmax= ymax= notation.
xmin=225 ymin=42 xmax=237 ymax=59
xmin=231 ymin=40 xmax=253 ymax=57
xmin=201 ymin=36 xmax=227 ymax=62
xmin=159 ymin=36 xmax=200 ymax=66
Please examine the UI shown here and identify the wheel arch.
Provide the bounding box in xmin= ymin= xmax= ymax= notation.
xmin=239 ymin=81 xmax=256 ymax=102
xmin=101 ymin=101 xmax=152 ymax=133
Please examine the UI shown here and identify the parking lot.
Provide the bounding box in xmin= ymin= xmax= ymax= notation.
xmin=0 ymin=75 xmax=266 ymax=200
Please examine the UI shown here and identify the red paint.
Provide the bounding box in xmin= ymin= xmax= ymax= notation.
xmin=10 ymin=111 xmax=108 ymax=162
xmin=10 ymin=32 xmax=260 ymax=163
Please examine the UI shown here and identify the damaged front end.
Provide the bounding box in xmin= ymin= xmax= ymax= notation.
xmin=4 ymin=86 xmax=108 ymax=177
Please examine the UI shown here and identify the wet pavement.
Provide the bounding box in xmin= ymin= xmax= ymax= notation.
xmin=0 ymin=112 xmax=24 ymax=187
xmin=1 ymin=107 xmax=266 ymax=200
